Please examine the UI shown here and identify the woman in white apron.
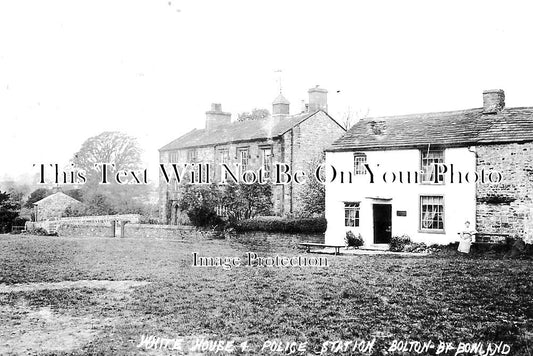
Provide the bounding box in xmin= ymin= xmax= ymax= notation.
xmin=458 ymin=220 xmax=477 ymax=254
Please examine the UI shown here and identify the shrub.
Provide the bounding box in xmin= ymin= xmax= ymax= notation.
xmin=220 ymin=183 xmax=273 ymax=223
xmin=390 ymin=234 xmax=411 ymax=252
xmin=187 ymin=205 xmax=224 ymax=227
xmin=345 ymin=231 xmax=364 ymax=248
xmin=177 ymin=182 xmax=273 ymax=228
xmin=297 ymin=154 xmax=326 ymax=217
xmin=0 ymin=191 xmax=19 ymax=232
xmin=11 ymin=217 xmax=29 ymax=227
xmin=403 ymin=242 xmax=427 ymax=253
xmin=31 ymin=227 xmax=53 ymax=236
xmin=139 ymin=215 xmax=161 ymax=224
xmin=177 ymin=184 xmax=223 ymax=227
xmin=233 ymin=216 xmax=327 ymax=234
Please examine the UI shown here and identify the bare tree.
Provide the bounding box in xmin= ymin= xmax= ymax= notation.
xmin=341 ymin=107 xmax=370 ymax=130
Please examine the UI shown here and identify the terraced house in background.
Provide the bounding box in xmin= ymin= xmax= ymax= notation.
xmin=159 ymin=86 xmax=345 ymax=224
xmin=325 ymin=89 xmax=533 ymax=247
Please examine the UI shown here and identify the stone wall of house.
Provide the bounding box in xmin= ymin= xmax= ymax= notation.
xmin=35 ymin=195 xmax=83 ymax=221
xmin=476 ymin=142 xmax=533 ymax=242
xmin=281 ymin=130 xmax=293 ymax=215
xmin=291 ymin=111 xmax=345 ymax=216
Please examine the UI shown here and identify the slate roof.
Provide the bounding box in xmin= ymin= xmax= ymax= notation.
xmin=327 ymin=107 xmax=533 ymax=151
xmin=33 ymin=192 xmax=81 ymax=206
xmin=160 ymin=110 xmax=341 ymax=151
xmin=272 ymin=93 xmax=290 ymax=105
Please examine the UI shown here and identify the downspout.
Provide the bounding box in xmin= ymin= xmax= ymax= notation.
xmin=468 ymin=146 xmax=478 ymax=231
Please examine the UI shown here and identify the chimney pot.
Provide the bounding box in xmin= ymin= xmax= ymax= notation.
xmin=483 ymin=89 xmax=505 ymax=114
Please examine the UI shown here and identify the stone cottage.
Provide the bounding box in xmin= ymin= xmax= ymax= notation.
xmin=324 ymin=89 xmax=533 ymax=247
xmin=33 ymin=192 xmax=83 ymax=222
xmin=159 ymin=86 xmax=346 ymax=224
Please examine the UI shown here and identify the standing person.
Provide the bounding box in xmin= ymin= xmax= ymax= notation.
xmin=458 ymin=220 xmax=477 ymax=254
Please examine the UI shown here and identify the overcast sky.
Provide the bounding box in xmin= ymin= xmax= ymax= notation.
xmin=1 ymin=0 xmax=533 ymax=182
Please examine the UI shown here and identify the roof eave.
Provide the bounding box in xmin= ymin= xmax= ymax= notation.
xmin=159 ymin=135 xmax=284 ymax=152
xmin=326 ymin=138 xmax=533 ymax=152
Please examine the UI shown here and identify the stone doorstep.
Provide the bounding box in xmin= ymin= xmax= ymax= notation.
xmin=307 ymin=246 xmax=430 ymax=256
xmin=359 ymin=244 xmax=390 ymax=251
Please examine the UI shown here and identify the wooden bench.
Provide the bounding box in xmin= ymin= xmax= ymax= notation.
xmin=299 ymin=242 xmax=345 ymax=255
xmin=474 ymin=232 xmax=510 ymax=244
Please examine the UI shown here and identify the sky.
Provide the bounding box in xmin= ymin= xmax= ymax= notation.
xmin=1 ymin=0 xmax=533 ymax=184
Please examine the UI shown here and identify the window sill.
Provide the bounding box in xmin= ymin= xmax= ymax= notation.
xmin=418 ymin=229 xmax=446 ymax=234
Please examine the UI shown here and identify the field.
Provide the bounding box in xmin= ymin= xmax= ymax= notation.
xmin=0 ymin=234 xmax=532 ymax=355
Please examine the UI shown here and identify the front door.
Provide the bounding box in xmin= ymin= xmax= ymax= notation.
xmin=373 ymin=204 xmax=392 ymax=244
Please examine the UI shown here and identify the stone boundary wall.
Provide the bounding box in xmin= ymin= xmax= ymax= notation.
xmin=56 ymin=222 xmax=208 ymax=239
xmin=57 ymin=222 xmax=111 ymax=238
xmin=124 ymin=224 xmax=208 ymax=239
xmin=57 ymin=214 xmax=141 ymax=223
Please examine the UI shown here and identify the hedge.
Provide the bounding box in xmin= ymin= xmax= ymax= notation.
xmin=233 ymin=216 xmax=327 ymax=234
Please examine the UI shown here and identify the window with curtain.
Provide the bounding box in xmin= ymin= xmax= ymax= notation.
xmin=344 ymin=202 xmax=360 ymax=227
xmin=421 ymin=148 xmax=444 ymax=183
xmin=420 ymin=196 xmax=444 ymax=231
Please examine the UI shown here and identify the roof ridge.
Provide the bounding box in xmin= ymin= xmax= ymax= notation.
xmin=362 ymin=107 xmax=482 ymax=121
xmin=159 ymin=110 xmax=319 ymax=151
xmin=34 ymin=192 xmax=79 ymax=205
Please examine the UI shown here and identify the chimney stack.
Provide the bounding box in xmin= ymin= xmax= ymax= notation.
xmin=308 ymin=85 xmax=328 ymax=112
xmin=483 ymin=89 xmax=505 ymax=114
xmin=206 ymin=103 xmax=231 ymax=130
xmin=272 ymin=94 xmax=290 ymax=116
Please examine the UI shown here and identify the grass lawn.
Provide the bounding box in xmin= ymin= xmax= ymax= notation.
xmin=0 ymin=233 xmax=532 ymax=355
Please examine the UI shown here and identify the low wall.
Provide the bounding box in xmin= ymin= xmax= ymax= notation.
xmin=57 ymin=222 xmax=207 ymax=239
xmin=40 ymin=222 xmax=325 ymax=243
xmin=231 ymin=231 xmax=324 ymax=251
xmin=57 ymin=223 xmax=111 ymax=238
xmin=124 ymin=224 xmax=207 ymax=239
xmin=58 ymin=214 xmax=141 ymax=224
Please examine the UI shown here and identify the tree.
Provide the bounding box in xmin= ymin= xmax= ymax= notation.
xmin=64 ymin=189 xmax=83 ymax=202
xmin=237 ymin=108 xmax=270 ymax=122
xmin=0 ymin=191 xmax=19 ymax=233
xmin=70 ymin=131 xmax=151 ymax=215
xmin=297 ymin=154 xmax=326 ymax=217
xmin=340 ymin=107 xmax=370 ymax=130
xmin=1 ymin=180 xmax=31 ymax=210
xmin=72 ymin=131 xmax=142 ymax=181
xmin=24 ymin=188 xmax=53 ymax=208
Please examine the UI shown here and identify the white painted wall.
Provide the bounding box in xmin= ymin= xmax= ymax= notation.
xmin=324 ymin=147 xmax=477 ymax=246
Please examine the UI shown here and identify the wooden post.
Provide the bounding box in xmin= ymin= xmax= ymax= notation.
xmin=120 ymin=221 xmax=127 ymax=238
xmin=110 ymin=221 xmax=116 ymax=237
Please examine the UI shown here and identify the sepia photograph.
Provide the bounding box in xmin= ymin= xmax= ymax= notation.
xmin=0 ymin=1 xmax=532 ymax=355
